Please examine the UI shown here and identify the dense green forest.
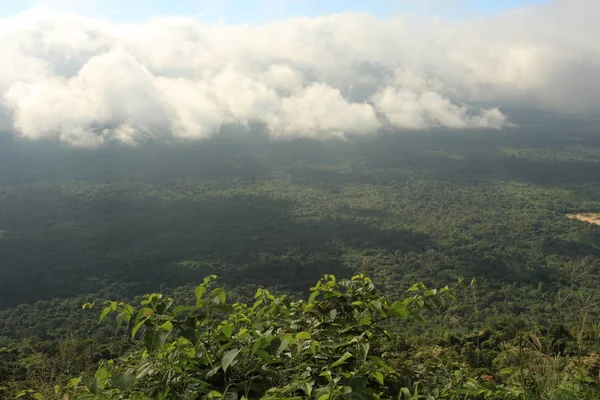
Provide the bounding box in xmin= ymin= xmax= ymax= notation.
xmin=3 ymin=115 xmax=600 ymax=398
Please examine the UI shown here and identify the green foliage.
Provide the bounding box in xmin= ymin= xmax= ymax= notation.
xmin=63 ymin=274 xmax=463 ymax=399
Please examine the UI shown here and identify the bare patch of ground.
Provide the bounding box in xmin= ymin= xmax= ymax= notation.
xmin=566 ymin=213 xmax=600 ymax=225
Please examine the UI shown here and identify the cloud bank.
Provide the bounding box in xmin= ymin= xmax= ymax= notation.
xmin=0 ymin=0 xmax=597 ymax=146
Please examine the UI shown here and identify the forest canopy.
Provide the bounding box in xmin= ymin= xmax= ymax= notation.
xmin=2 ymin=121 xmax=600 ymax=398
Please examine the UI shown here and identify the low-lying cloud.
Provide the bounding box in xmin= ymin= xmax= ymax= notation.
xmin=0 ymin=0 xmax=597 ymax=146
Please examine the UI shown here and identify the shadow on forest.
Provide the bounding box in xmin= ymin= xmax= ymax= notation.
xmin=5 ymin=130 xmax=600 ymax=308
xmin=284 ymin=131 xmax=600 ymax=189
xmin=498 ymin=157 xmax=600 ymax=186
xmin=0 ymin=192 xmax=434 ymax=308
xmin=6 ymin=130 xmax=600 ymax=190
xmin=289 ymin=151 xmax=600 ymax=189
xmin=542 ymin=238 xmax=600 ymax=258
xmin=0 ymin=138 xmax=274 ymax=185
xmin=408 ymin=153 xmax=600 ymax=186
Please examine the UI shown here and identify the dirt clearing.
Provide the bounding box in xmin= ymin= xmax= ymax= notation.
xmin=566 ymin=213 xmax=600 ymax=225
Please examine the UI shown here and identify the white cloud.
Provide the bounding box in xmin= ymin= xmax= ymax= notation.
xmin=0 ymin=1 xmax=597 ymax=146
xmin=261 ymin=64 xmax=304 ymax=94
xmin=268 ymin=83 xmax=380 ymax=138
xmin=155 ymin=78 xmax=222 ymax=140
xmin=373 ymin=69 xmax=512 ymax=130
xmin=4 ymin=47 xmax=171 ymax=145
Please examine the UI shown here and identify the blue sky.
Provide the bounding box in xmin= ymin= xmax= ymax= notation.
xmin=0 ymin=0 xmax=552 ymax=24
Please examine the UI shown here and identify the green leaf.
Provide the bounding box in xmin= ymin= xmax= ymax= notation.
xmin=254 ymin=349 xmax=269 ymax=361
xmin=314 ymin=387 xmax=331 ymax=400
xmin=215 ymin=304 xmax=234 ymax=313
xmin=141 ymin=294 xmax=162 ymax=305
xmin=159 ymin=321 xmax=173 ymax=332
xmin=251 ymin=299 xmax=263 ymax=310
xmin=368 ymin=355 xmax=395 ymax=372
xmin=390 ymin=300 xmax=409 ymax=319
xmin=206 ymin=366 xmax=220 ymax=379
xmin=252 ymin=338 xmax=264 ymax=354
xmin=278 ymin=339 xmax=290 ymax=356
xmin=406 ymin=283 xmax=424 ymax=292
xmin=99 ymin=306 xmax=112 ymax=323
xmin=409 ymin=310 xmax=425 ymax=323
xmin=304 ymin=381 xmax=314 ymax=396
xmin=221 ymin=348 xmax=241 ymax=372
xmin=211 ymin=289 xmax=227 ymax=305
xmin=172 ymin=305 xmax=190 ymax=316
xmin=116 ymin=311 xmax=132 ymax=328
xmin=371 ymin=300 xmax=382 ymax=312
xmin=195 ymin=284 xmax=206 ymax=300
xmin=221 ymin=323 xmax=234 ymax=338
xmin=359 ymin=342 xmax=370 ymax=361
xmin=330 ymin=351 xmax=354 ymax=368
xmin=67 ymin=377 xmax=82 ymax=388
xmin=132 ymin=318 xmax=146 ymax=339
xmin=143 ymin=330 xmax=164 ymax=352
xmin=295 ymin=331 xmax=311 ymax=340
xmin=372 ymin=371 xmax=384 ymax=385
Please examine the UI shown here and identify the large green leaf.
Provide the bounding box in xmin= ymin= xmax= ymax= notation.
xmin=330 ymin=351 xmax=354 ymax=368
xmin=390 ymin=300 xmax=409 ymax=319
xmin=221 ymin=348 xmax=241 ymax=372
xmin=221 ymin=323 xmax=234 ymax=338
xmin=295 ymin=331 xmax=312 ymax=340
xmin=98 ymin=306 xmax=112 ymax=323
xmin=367 ymin=355 xmax=395 ymax=373
xmin=159 ymin=321 xmax=173 ymax=332
xmin=131 ymin=318 xmax=147 ymax=339
xmin=195 ymin=284 xmax=206 ymax=300
xmin=372 ymin=371 xmax=384 ymax=385
xmin=116 ymin=311 xmax=132 ymax=328
xmin=206 ymin=366 xmax=220 ymax=379
xmin=254 ymin=349 xmax=270 ymax=362
xmin=252 ymin=338 xmax=265 ymax=354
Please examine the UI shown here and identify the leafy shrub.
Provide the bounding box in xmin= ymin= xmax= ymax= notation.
xmin=65 ymin=274 xmax=460 ymax=399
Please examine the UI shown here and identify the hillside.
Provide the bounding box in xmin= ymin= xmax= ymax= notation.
xmin=3 ymin=126 xmax=600 ymax=398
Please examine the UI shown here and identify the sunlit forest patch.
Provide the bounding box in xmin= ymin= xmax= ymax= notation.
xmin=501 ymin=146 xmax=600 ymax=163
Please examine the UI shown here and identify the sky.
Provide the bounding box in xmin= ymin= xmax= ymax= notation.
xmin=0 ymin=0 xmax=552 ymax=24
xmin=0 ymin=0 xmax=597 ymax=147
